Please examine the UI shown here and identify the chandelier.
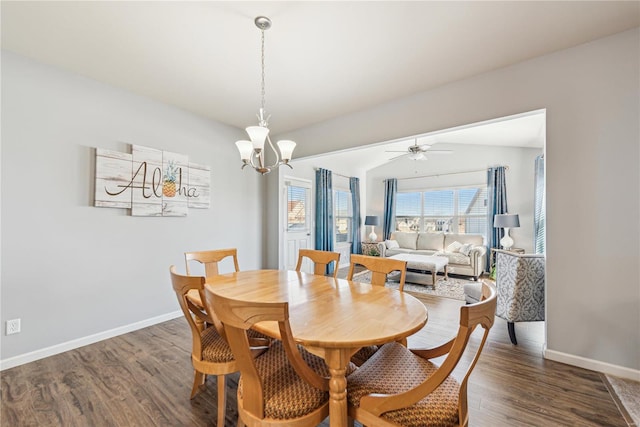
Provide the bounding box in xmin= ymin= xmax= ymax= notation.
xmin=235 ymin=16 xmax=295 ymax=175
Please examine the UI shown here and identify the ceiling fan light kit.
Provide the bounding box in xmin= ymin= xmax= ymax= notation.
xmin=235 ymin=16 xmax=295 ymax=175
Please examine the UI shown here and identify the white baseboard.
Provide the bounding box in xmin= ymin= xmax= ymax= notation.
xmin=544 ymin=347 xmax=640 ymax=381
xmin=0 ymin=310 xmax=183 ymax=371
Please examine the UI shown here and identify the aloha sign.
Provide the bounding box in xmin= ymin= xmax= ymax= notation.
xmin=95 ymin=144 xmax=210 ymax=216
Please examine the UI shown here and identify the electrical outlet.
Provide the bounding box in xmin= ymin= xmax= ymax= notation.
xmin=6 ymin=319 xmax=21 ymax=335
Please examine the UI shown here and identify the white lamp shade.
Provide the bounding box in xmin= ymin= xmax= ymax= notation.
xmin=277 ymin=140 xmax=296 ymax=161
xmin=235 ymin=140 xmax=253 ymax=160
xmin=245 ymin=126 xmax=269 ymax=151
xmin=409 ymin=152 xmax=425 ymax=160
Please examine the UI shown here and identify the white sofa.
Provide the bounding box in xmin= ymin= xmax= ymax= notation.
xmin=377 ymin=232 xmax=487 ymax=280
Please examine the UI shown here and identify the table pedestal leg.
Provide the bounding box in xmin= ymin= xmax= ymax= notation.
xmin=325 ymin=349 xmax=349 ymax=427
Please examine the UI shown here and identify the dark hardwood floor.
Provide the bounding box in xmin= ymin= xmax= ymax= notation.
xmin=1 ymin=292 xmax=628 ymax=427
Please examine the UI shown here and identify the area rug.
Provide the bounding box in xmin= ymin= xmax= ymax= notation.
xmin=604 ymin=374 xmax=640 ymax=426
xmin=345 ymin=270 xmax=472 ymax=301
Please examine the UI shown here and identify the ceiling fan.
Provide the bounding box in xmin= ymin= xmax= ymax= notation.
xmin=386 ymin=140 xmax=453 ymax=161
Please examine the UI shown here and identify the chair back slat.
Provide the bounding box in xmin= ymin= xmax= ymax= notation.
xmin=295 ymin=249 xmax=340 ymax=278
xmin=184 ymin=248 xmax=240 ymax=277
xmin=347 ymin=254 xmax=407 ymax=291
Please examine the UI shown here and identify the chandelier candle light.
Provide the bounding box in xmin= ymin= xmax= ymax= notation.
xmin=494 ymin=213 xmax=520 ymax=250
xmin=235 ymin=16 xmax=295 ymax=175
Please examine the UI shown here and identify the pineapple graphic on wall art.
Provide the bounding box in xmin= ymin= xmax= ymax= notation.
xmin=163 ymin=160 xmax=178 ymax=197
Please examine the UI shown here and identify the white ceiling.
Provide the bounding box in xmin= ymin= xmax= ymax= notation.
xmin=2 ymin=1 xmax=638 ymax=136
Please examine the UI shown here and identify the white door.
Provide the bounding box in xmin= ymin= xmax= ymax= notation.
xmin=283 ymin=178 xmax=312 ymax=272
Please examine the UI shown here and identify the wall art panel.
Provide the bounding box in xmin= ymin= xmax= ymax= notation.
xmin=95 ymin=144 xmax=210 ymax=216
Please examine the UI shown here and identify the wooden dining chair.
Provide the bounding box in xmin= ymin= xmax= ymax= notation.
xmin=347 ymin=254 xmax=408 ymax=291
xmin=169 ymin=266 xmax=269 ymax=427
xmin=347 ymin=254 xmax=409 ymax=366
xmin=204 ymin=290 xmax=332 ymax=427
xmin=346 ymin=282 xmax=497 ymax=427
xmin=184 ymin=248 xmax=239 ymax=277
xmin=295 ymin=249 xmax=340 ymax=278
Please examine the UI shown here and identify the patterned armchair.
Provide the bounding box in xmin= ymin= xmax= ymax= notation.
xmin=494 ymin=249 xmax=545 ymax=344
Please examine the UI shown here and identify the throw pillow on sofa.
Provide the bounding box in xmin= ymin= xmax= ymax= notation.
xmin=385 ymin=239 xmax=399 ymax=249
xmin=459 ymin=243 xmax=473 ymax=256
xmin=446 ymin=241 xmax=463 ymax=253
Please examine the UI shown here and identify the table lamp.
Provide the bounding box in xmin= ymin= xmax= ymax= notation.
xmin=364 ymin=215 xmax=379 ymax=242
xmin=494 ymin=213 xmax=520 ymax=250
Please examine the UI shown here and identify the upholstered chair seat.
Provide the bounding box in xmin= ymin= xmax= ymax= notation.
xmin=199 ymin=326 xmax=236 ymax=362
xmin=238 ymin=340 xmax=352 ymax=420
xmin=200 ymin=327 xmax=268 ymax=363
xmin=350 ymin=345 xmax=379 ymax=367
xmin=347 ymin=342 xmax=460 ymax=427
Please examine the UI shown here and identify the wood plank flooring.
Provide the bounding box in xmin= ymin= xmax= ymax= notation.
xmin=1 ymin=292 xmax=629 ymax=427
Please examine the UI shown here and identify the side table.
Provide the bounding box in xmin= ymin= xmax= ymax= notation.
xmin=361 ymin=242 xmax=381 ymax=257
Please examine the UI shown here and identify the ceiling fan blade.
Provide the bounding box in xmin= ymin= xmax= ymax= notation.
xmin=388 ymin=153 xmax=407 ymax=161
xmin=385 ymin=150 xmax=409 ymax=153
xmin=418 ymin=144 xmax=432 ymax=151
xmin=425 ymin=150 xmax=453 ymax=154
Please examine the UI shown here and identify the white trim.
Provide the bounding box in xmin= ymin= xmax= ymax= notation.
xmin=544 ymin=346 xmax=640 ymax=381
xmin=0 ymin=310 xmax=183 ymax=371
xmin=283 ymin=175 xmax=312 ymax=188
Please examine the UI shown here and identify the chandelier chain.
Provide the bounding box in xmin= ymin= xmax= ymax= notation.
xmin=260 ymin=29 xmax=266 ymax=112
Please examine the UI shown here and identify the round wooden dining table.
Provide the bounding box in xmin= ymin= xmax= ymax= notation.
xmin=201 ymin=269 xmax=429 ymax=427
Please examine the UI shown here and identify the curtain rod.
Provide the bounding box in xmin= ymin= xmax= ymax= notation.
xmin=392 ymin=166 xmax=509 ymax=182
xmin=314 ymin=168 xmax=351 ymax=179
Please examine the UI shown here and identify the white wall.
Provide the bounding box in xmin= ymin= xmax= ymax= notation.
xmin=276 ymin=29 xmax=640 ymax=375
xmin=366 ymin=143 xmax=542 ymax=253
xmin=0 ymin=52 xmax=263 ymax=365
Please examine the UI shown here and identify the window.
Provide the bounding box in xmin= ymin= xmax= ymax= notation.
xmin=423 ymin=190 xmax=454 ymax=232
xmin=396 ymin=186 xmax=487 ymax=239
xmin=396 ymin=192 xmax=421 ymax=232
xmin=287 ymin=185 xmax=309 ymax=231
xmin=457 ymin=187 xmax=487 ymax=235
xmin=334 ymin=189 xmax=352 ymax=243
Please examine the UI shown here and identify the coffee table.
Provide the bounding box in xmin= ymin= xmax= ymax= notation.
xmin=388 ymin=254 xmax=449 ymax=287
